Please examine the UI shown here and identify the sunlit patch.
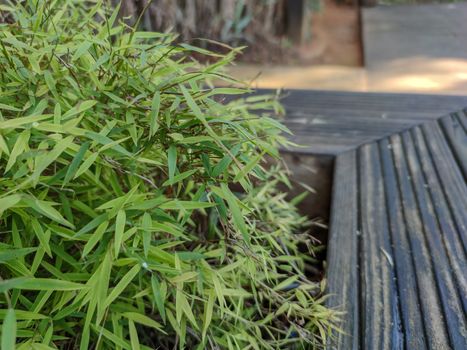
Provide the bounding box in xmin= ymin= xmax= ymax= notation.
xmin=395 ymin=76 xmax=441 ymax=89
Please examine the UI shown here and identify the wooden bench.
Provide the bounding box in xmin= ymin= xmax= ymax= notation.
xmin=275 ymin=90 xmax=467 ymax=349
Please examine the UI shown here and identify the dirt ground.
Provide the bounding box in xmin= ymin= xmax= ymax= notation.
xmin=301 ymin=0 xmax=363 ymax=66
xmin=239 ymin=0 xmax=363 ymax=66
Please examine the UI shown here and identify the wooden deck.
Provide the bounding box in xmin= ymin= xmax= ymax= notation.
xmin=276 ymin=89 xmax=467 ymax=155
xmin=274 ymin=90 xmax=467 ymax=349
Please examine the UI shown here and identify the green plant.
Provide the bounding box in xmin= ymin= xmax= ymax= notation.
xmin=0 ymin=1 xmax=336 ymax=349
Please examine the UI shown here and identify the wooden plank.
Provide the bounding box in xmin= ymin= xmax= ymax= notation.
xmin=325 ymin=151 xmax=359 ymax=350
xmin=390 ymin=131 xmax=451 ymax=349
xmin=439 ymin=114 xmax=467 ymax=179
xmin=402 ymin=130 xmax=467 ymax=348
xmin=455 ymin=110 xmax=467 ymax=131
xmin=358 ymin=143 xmax=402 ymax=349
xmin=277 ymin=90 xmax=467 ymax=155
xmin=274 ymin=89 xmax=467 ymax=114
xmin=410 ymin=126 xmax=467 ymax=314
xmin=281 ymin=134 xmax=368 ymax=155
xmin=420 ymin=121 xmax=467 ymax=252
xmin=379 ymin=138 xmax=427 ymax=349
xmin=285 ymin=119 xmax=416 ymax=134
xmin=230 ymin=90 xmax=467 ymax=155
xmin=284 ymin=109 xmax=446 ymax=122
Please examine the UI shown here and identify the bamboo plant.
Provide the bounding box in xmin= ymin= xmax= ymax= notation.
xmin=0 ymin=1 xmax=336 ymax=349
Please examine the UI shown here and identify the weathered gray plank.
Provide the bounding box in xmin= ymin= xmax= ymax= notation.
xmin=402 ymin=130 xmax=467 ymax=348
xmin=390 ymin=131 xmax=451 ymax=349
xmin=276 ymin=90 xmax=467 ymax=114
xmin=410 ymin=126 xmax=467 ymax=315
xmin=379 ymin=138 xmax=427 ymax=349
xmin=421 ymin=121 xmax=467 ymax=252
xmin=456 ymin=110 xmax=467 ymax=131
xmin=274 ymin=90 xmax=467 ymax=155
xmin=439 ymin=114 xmax=467 ymax=179
xmin=325 ymin=151 xmax=359 ymax=350
xmin=359 ymin=143 xmax=402 ymax=349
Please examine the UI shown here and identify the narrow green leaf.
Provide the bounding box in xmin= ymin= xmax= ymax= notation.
xmin=96 ymin=249 xmax=112 ymax=325
xmin=0 ymin=309 xmax=46 ymax=320
xmin=0 ymin=248 xmax=36 ymax=265
xmin=220 ymin=184 xmax=249 ymax=242
xmin=141 ymin=213 xmax=151 ymax=258
xmin=22 ymin=196 xmax=74 ymax=228
xmin=149 ymin=91 xmax=160 ymax=136
xmin=73 ymin=152 xmax=99 ymax=179
xmin=233 ymin=152 xmax=263 ymax=182
xmin=0 ymin=194 xmax=21 ymax=215
xmin=5 ymin=130 xmax=29 ymax=173
xmin=63 ymin=141 xmax=90 ymax=187
xmin=91 ymin=325 xmax=131 ymax=350
xmin=177 ymin=135 xmax=213 ymax=144
xmin=73 ymin=41 xmax=92 ymax=61
xmin=211 ymin=144 xmax=241 ymax=177
xmin=0 ymin=277 xmax=31 ymax=293
xmin=202 ymin=289 xmax=215 ymax=339
xmin=0 ymin=115 xmax=51 ymax=130
xmin=274 ymin=276 xmax=300 ymax=291
xmin=83 ymin=131 xmax=131 ymax=157
xmin=31 ymin=219 xmax=52 ymax=257
xmin=103 ymin=91 xmax=128 ymax=105
xmin=104 ymin=264 xmax=141 ymax=308
xmin=176 ymin=290 xmax=198 ymax=329
xmin=169 ymin=272 xmax=198 ymax=284
xmin=82 ymin=220 xmax=109 ymax=258
xmin=74 ymin=213 xmax=108 ymax=237
xmin=1 ymin=309 xmax=16 ymax=350
xmin=44 ymin=70 xmax=57 ymax=96
xmin=159 ymin=200 xmax=214 ymax=210
xmin=90 ymin=53 xmax=109 ymax=71
xmin=114 ymin=210 xmax=126 ymax=256
xmin=128 ymin=320 xmax=140 ymax=350
xmin=12 ymin=278 xmax=85 ymax=291
xmin=53 ymin=103 xmax=61 ymax=124
xmin=0 ymin=103 xmax=21 ymax=112
xmin=151 ymin=276 xmax=166 ymax=323
xmin=162 ymin=169 xmax=196 ymax=187
xmin=32 ymin=136 xmax=74 ymax=181
xmin=0 ymin=134 xmax=10 ymax=156
xmin=62 ymin=100 xmax=97 ymax=120
xmin=167 ymin=145 xmax=177 ymax=181
xmin=123 ymin=312 xmax=165 ymax=332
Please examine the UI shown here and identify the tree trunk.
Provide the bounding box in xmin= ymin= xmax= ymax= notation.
xmin=117 ymin=0 xmax=289 ymax=45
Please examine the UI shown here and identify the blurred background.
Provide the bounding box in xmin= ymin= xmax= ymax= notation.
xmin=116 ymin=0 xmax=467 ymax=94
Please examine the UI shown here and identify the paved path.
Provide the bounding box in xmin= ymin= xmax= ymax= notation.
xmin=364 ymin=2 xmax=467 ymax=93
xmin=363 ymin=3 xmax=467 ymax=65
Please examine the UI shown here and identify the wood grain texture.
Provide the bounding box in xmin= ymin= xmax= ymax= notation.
xmin=325 ymin=112 xmax=467 ymax=349
xmin=439 ymin=113 xmax=467 ymax=179
xmin=260 ymin=89 xmax=467 ymax=155
xmin=359 ymin=143 xmax=401 ymax=350
xmin=325 ymin=151 xmax=359 ymax=350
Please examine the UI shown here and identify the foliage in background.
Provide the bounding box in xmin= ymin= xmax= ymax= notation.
xmin=0 ymin=1 xmax=336 ymax=349
xmin=116 ymin=0 xmax=289 ymax=48
xmin=115 ymin=0 xmax=323 ymax=64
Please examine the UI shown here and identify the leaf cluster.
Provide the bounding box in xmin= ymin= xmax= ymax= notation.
xmin=0 ymin=1 xmax=336 ymax=349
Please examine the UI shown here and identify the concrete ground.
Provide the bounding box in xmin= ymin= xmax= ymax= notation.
xmin=227 ymin=2 xmax=467 ymax=95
